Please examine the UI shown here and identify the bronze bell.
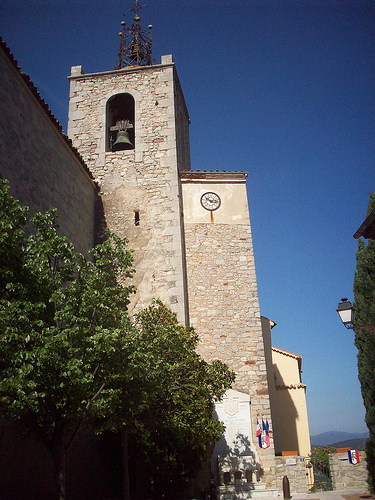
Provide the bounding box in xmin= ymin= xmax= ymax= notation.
xmin=112 ymin=129 xmax=133 ymax=151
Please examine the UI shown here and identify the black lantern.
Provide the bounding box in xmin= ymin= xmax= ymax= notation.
xmin=336 ymin=298 xmax=355 ymax=329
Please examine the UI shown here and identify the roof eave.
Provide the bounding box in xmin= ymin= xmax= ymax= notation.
xmin=353 ymin=207 xmax=375 ymax=239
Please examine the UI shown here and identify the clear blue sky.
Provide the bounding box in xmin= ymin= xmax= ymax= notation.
xmin=1 ymin=0 xmax=374 ymax=436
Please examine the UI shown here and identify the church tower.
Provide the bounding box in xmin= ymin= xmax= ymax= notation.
xmin=67 ymin=3 xmax=190 ymax=324
xmin=67 ymin=1 xmax=277 ymax=492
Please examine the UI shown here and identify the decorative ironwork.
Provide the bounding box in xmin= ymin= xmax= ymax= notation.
xmin=115 ymin=0 xmax=153 ymax=68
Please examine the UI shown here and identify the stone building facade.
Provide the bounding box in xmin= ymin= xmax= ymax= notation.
xmin=181 ymin=171 xmax=276 ymax=477
xmin=68 ymin=56 xmax=189 ymax=323
xmin=0 ymin=30 xmax=318 ymax=496
xmin=0 ymin=38 xmax=96 ymax=256
xmin=67 ymin=54 xmax=279 ymax=488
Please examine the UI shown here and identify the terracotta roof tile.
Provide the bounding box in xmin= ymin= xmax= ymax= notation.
xmin=272 ymin=346 xmax=301 ymax=359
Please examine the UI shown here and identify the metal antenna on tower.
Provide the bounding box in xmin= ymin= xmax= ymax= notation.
xmin=115 ymin=0 xmax=153 ymax=68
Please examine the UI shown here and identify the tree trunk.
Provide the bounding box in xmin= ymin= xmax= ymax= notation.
xmin=50 ymin=431 xmax=67 ymax=500
xmin=122 ymin=430 xmax=130 ymax=500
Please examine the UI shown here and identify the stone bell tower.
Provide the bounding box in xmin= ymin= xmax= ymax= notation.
xmin=67 ymin=5 xmax=190 ymax=323
xmin=67 ymin=1 xmax=278 ymax=493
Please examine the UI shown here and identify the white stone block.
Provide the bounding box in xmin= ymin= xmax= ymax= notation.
xmin=161 ymin=54 xmax=173 ymax=64
xmin=70 ymin=65 xmax=85 ymax=76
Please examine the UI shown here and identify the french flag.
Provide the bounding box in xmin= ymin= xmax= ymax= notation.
xmin=348 ymin=450 xmax=360 ymax=464
xmin=256 ymin=419 xmax=262 ymax=447
xmin=263 ymin=419 xmax=270 ymax=448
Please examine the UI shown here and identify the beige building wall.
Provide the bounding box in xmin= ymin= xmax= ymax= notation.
xmin=67 ymin=56 xmax=190 ymax=322
xmin=181 ymin=171 xmax=277 ymax=481
xmin=0 ymin=41 xmax=96 ymax=255
xmin=271 ymin=346 xmax=311 ymax=457
xmin=262 ymin=316 xmax=311 ymax=457
xmin=181 ymin=174 xmax=250 ymax=225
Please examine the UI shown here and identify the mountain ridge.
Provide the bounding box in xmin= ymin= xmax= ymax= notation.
xmin=311 ymin=431 xmax=368 ymax=446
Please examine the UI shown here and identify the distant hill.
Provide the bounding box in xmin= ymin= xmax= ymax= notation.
xmin=331 ymin=438 xmax=367 ymax=451
xmin=311 ymin=431 xmax=369 ymax=447
xmin=311 ymin=438 xmax=367 ymax=451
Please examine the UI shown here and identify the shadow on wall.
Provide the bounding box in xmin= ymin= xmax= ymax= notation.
xmin=272 ymin=363 xmax=299 ymax=455
xmin=94 ymin=189 xmax=107 ymax=246
xmin=214 ymin=431 xmax=263 ymax=485
xmin=216 ymin=432 xmax=256 ymax=458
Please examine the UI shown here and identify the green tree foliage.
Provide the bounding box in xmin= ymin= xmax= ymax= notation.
xmin=309 ymin=447 xmax=335 ymax=492
xmin=310 ymin=446 xmax=335 ymax=471
xmin=130 ymin=301 xmax=235 ymax=497
xmin=0 ymin=180 xmax=136 ymax=498
xmin=0 ymin=179 xmax=234 ymax=499
xmin=0 ymin=179 xmax=28 ymax=296
xmin=353 ymin=192 xmax=375 ymax=493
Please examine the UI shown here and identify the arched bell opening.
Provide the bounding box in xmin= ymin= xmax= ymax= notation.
xmin=106 ymin=93 xmax=135 ymax=152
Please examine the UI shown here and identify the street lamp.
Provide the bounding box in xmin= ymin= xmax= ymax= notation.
xmin=336 ymin=298 xmax=355 ymax=329
xmin=336 ymin=298 xmax=375 ymax=333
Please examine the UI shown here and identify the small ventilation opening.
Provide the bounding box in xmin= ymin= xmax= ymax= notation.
xmin=134 ymin=211 xmax=140 ymax=226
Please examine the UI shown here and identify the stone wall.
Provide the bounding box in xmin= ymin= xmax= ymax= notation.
xmin=0 ymin=42 xmax=96 ymax=256
xmin=330 ymin=451 xmax=367 ymax=490
xmin=273 ymin=456 xmax=311 ymax=493
xmin=68 ymin=60 xmax=190 ymax=322
xmin=270 ymin=451 xmax=369 ymax=494
xmin=184 ymin=221 xmax=276 ymax=482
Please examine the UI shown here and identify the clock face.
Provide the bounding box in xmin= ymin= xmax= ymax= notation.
xmin=200 ymin=192 xmax=221 ymax=211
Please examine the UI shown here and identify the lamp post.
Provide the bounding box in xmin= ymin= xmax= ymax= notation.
xmin=336 ymin=298 xmax=375 ymax=333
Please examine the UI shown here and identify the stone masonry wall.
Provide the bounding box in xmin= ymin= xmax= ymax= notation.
xmin=68 ymin=62 xmax=190 ymax=322
xmin=274 ymin=456 xmax=310 ymax=493
xmin=271 ymin=451 xmax=368 ymax=494
xmin=0 ymin=47 xmax=96 ymax=256
xmin=330 ymin=451 xmax=367 ymax=490
xmin=184 ymin=222 xmax=276 ymax=483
